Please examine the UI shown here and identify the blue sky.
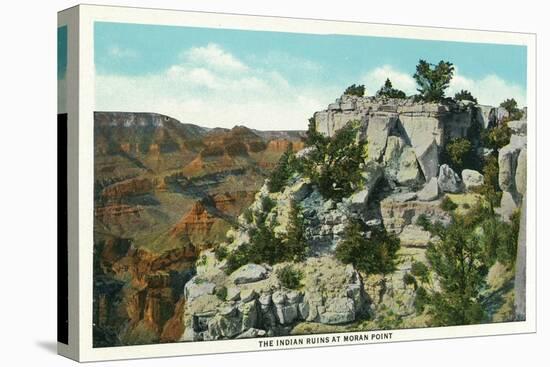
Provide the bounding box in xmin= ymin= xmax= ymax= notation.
xmin=94 ymin=21 xmax=527 ymax=130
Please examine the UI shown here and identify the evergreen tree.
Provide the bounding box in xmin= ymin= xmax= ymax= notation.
xmin=376 ymin=78 xmax=407 ymax=99
xmin=285 ymin=200 xmax=308 ymax=262
xmin=413 ymin=60 xmax=455 ymax=102
xmin=426 ymin=213 xmax=488 ymax=326
xmin=343 ymin=84 xmax=365 ymax=97
xmin=335 ymin=220 xmax=400 ymax=275
xmin=267 ymin=143 xmax=295 ymax=193
xmin=454 ymin=89 xmax=478 ymax=104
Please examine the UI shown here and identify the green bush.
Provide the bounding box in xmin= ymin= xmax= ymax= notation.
xmin=500 ymin=98 xmax=524 ymax=121
xmin=440 ymin=196 xmax=458 ymax=212
xmin=224 ymin=201 xmax=308 ymax=274
xmin=414 ymin=287 xmax=429 ymax=313
xmin=376 ymin=78 xmax=407 ymax=99
xmin=483 ymin=123 xmax=512 ymax=151
xmin=403 ymin=273 xmax=417 ymax=289
xmin=300 ymin=121 xmax=365 ymax=201
xmin=214 ymin=245 xmax=228 ymax=261
xmin=411 ymin=261 xmax=429 ymax=283
xmin=242 ymin=208 xmax=254 ymax=224
xmin=215 ymin=286 xmax=228 ymax=301
xmin=444 ymin=138 xmax=475 ymax=172
xmin=343 ymin=84 xmax=365 ymax=97
xmin=454 ymin=89 xmax=478 ymax=104
xmin=473 ymin=154 xmax=502 ymax=209
xmin=268 ymin=144 xmax=296 ymax=193
xmin=413 ymin=60 xmax=455 ymax=102
xmin=276 ymin=265 xmax=303 ymax=290
xmin=335 ymin=220 xmax=400 ymax=275
xmin=416 ymin=214 xmax=431 ymax=231
xmin=426 ymin=213 xmax=488 ymax=326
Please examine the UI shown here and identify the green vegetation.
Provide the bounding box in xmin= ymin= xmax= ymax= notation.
xmin=500 ymin=98 xmax=524 ymax=121
xmin=224 ymin=200 xmax=307 ymax=274
xmin=343 ymin=84 xmax=365 ymax=97
xmin=403 ymin=273 xmax=417 ymax=289
xmin=440 ymin=196 xmax=458 ymax=212
xmin=300 ymin=121 xmax=366 ymax=201
xmin=454 ymin=89 xmax=478 ymax=104
xmin=376 ymin=78 xmax=407 ymax=99
xmin=421 ymin=203 xmax=520 ymax=326
xmin=483 ymin=122 xmax=512 ymax=151
xmin=335 ymin=220 xmax=400 ymax=275
xmin=276 ymin=265 xmax=304 ymax=289
xmin=443 ymin=137 xmax=476 ymax=172
xmin=473 ymin=155 xmax=502 ymax=209
xmin=214 ymin=245 xmax=228 ymax=261
xmin=215 ymin=286 xmax=228 ymax=301
xmin=284 ymin=201 xmax=308 ymax=262
xmin=414 ymin=287 xmax=429 ymax=313
xmin=268 ymin=144 xmax=296 ymax=193
xmin=411 ymin=261 xmax=429 ymax=283
xmin=413 ymin=60 xmax=455 ymax=102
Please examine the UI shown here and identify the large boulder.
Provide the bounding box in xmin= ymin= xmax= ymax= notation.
xmin=462 ymin=169 xmax=484 ymax=191
xmin=396 ymin=147 xmax=422 ymax=186
xmin=414 ymin=139 xmax=439 ymax=181
xmin=184 ymin=278 xmax=216 ymax=302
xmin=438 ymin=164 xmax=462 ymax=193
xmin=230 ymin=264 xmax=268 ymax=285
xmin=417 ymin=177 xmax=439 ymax=201
xmin=365 ymin=113 xmax=398 ymax=161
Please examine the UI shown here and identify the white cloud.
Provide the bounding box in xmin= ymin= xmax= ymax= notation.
xmin=361 ymin=65 xmax=525 ymax=106
xmin=181 ymin=43 xmax=248 ymax=73
xmin=361 ymin=65 xmax=417 ymax=95
xmin=96 ymin=43 xmax=336 ymax=130
xmin=448 ymin=70 xmax=526 ymax=107
xmin=107 ymin=46 xmax=138 ymax=59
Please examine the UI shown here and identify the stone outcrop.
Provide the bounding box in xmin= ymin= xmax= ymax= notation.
xmin=462 ymin=169 xmax=484 ymax=190
xmin=437 ymin=164 xmax=463 ymax=193
xmin=498 ymin=120 xmax=527 ymax=221
xmin=182 ymin=257 xmax=366 ymax=341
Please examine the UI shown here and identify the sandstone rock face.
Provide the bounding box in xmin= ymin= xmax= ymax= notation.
xmin=437 ymin=164 xmax=463 ymax=193
xmin=462 ymin=169 xmax=484 ymax=190
xmin=415 ymin=140 xmax=439 ymax=181
xmin=417 ymin=177 xmax=439 ymax=201
xmin=498 ymin=127 xmax=527 ymax=221
xmin=365 ymin=113 xmax=398 ymax=161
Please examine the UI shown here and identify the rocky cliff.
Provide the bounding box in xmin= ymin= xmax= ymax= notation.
xmin=178 ymin=94 xmax=527 ymax=341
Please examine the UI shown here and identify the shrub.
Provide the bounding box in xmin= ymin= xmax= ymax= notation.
xmin=301 ymin=121 xmax=365 ymax=201
xmin=444 ymin=138 xmax=475 ymax=172
xmin=403 ymin=273 xmax=417 ymax=289
xmin=261 ymin=196 xmax=276 ymax=214
xmin=376 ymin=78 xmax=407 ymax=99
xmin=242 ymin=208 xmax=254 ymax=224
xmin=426 ymin=213 xmax=488 ymax=326
xmin=454 ymin=89 xmax=478 ymax=104
xmin=335 ymin=220 xmax=400 ymax=275
xmin=214 ymin=246 xmax=228 ymax=261
xmin=215 ymin=286 xmax=227 ymax=301
xmin=440 ymin=196 xmax=458 ymax=212
xmin=268 ymin=144 xmax=296 ymax=193
xmin=416 ymin=214 xmax=431 ymax=231
xmin=500 ymin=98 xmax=524 ymax=121
xmin=343 ymin=84 xmax=365 ymax=97
xmin=276 ymin=265 xmax=303 ymax=290
xmin=474 ymin=154 xmax=502 ymax=209
xmin=483 ymin=123 xmax=512 ymax=151
xmin=284 ymin=201 xmax=308 ymax=262
xmin=413 ymin=59 xmax=455 ymax=102
xmin=225 ymin=203 xmax=308 ymax=274
xmin=414 ymin=287 xmax=429 ymax=313
xmin=411 ymin=261 xmax=429 ymax=283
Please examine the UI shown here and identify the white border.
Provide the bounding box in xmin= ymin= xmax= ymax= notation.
xmin=73 ymin=4 xmax=536 ymax=362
